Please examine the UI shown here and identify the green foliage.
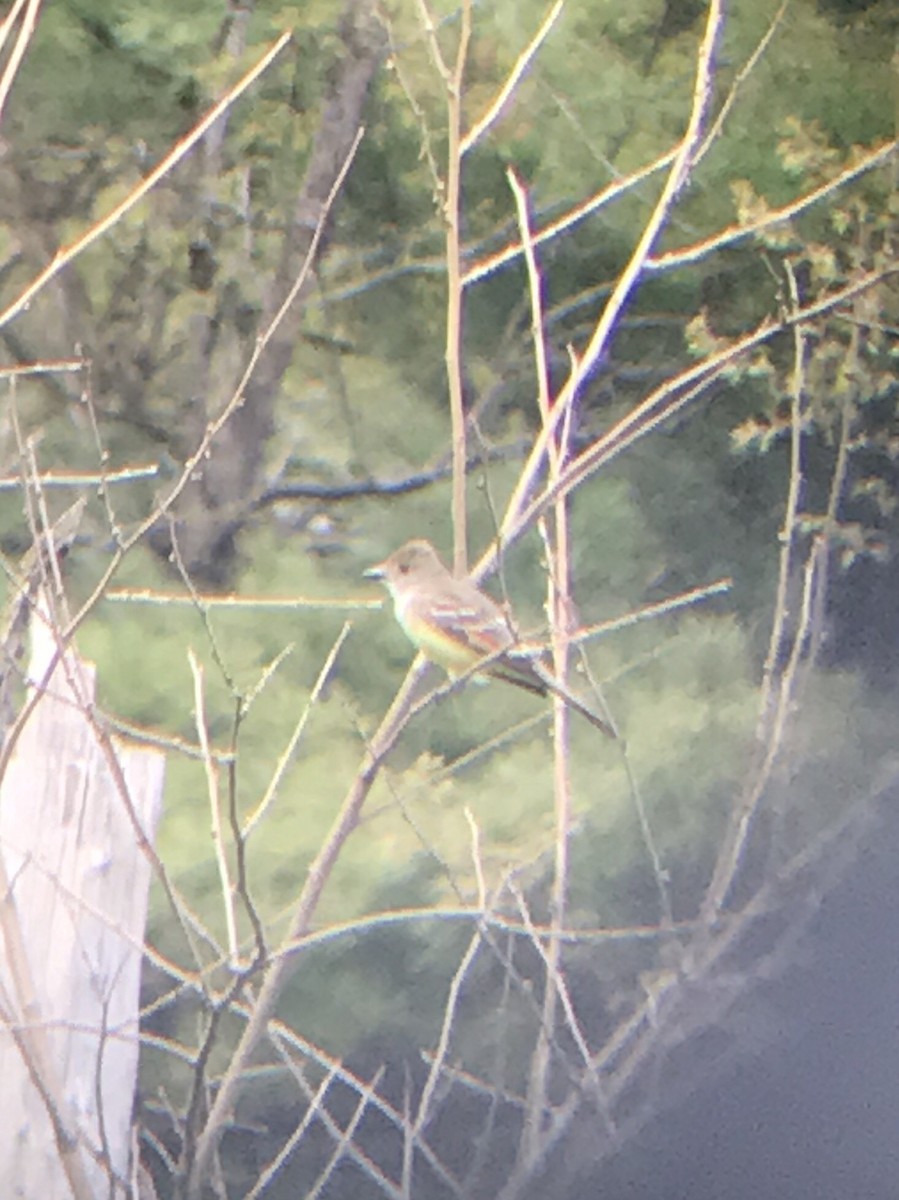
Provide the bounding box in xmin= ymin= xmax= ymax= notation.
xmin=2 ymin=1 xmax=896 ymax=1180
xmin=719 ymin=119 xmax=898 ymax=573
xmin=61 ymin=460 xmax=769 ymax=1063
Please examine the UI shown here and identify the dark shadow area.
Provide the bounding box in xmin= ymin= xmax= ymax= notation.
xmin=587 ymin=799 xmax=899 ymax=1200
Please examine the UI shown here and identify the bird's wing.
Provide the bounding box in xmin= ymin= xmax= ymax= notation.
xmin=416 ymin=577 xmax=516 ymax=658
xmin=407 ymin=576 xmax=616 ymax=737
xmin=430 ymin=605 xmax=515 ymax=657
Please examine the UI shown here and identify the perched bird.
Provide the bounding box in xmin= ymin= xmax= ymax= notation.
xmin=365 ymin=538 xmax=615 ymax=738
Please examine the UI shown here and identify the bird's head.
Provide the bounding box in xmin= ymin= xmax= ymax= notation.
xmin=363 ymin=539 xmax=446 ymax=588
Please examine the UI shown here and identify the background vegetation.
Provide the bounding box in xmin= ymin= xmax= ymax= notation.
xmin=0 ymin=0 xmax=897 ymax=1196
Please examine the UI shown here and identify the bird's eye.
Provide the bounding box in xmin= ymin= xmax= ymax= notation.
xmin=399 ymin=563 xmax=409 ymax=574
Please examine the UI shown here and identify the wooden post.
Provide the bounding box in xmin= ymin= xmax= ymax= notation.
xmin=0 ymin=607 xmax=165 ymax=1198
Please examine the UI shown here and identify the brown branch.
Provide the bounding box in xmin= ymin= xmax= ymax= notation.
xmin=184 ymin=656 xmax=426 ymax=1194
xmin=495 ymin=264 xmax=899 ymax=568
xmin=254 ymin=438 xmax=530 ymax=508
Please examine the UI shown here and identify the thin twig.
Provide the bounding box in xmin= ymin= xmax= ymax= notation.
xmin=0 ymin=0 xmax=41 ymax=125
xmin=0 ymin=464 xmax=159 ymax=490
xmin=241 ymin=623 xmax=352 ymax=839
xmin=189 ymin=650 xmax=238 ymax=965
xmin=462 ymin=148 xmax=677 ymax=288
xmin=436 ymin=0 xmax=472 ymax=572
xmin=649 ymin=137 xmax=898 ymax=274
xmin=692 ymin=1 xmax=788 ymax=170
xmin=508 ymin=163 xmax=576 ymax=1167
xmin=461 ymin=0 xmax=564 ymax=154
xmin=0 ymin=356 xmax=85 ymax=380
xmin=702 ymin=540 xmax=826 ymax=920
xmin=0 ymin=31 xmax=293 ymax=333
xmin=243 ymin=1062 xmax=341 ymax=1200
xmin=497 ymin=265 xmax=897 ymax=565
xmin=186 ymin=655 xmax=427 ymax=1193
xmin=104 ymin=589 xmax=380 ymax=611
xmin=757 ymin=259 xmax=808 ymax=739
xmin=499 ymin=0 xmax=726 ymax=545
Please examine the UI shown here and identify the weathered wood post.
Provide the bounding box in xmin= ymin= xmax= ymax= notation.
xmin=0 ymin=605 xmax=165 ymax=1198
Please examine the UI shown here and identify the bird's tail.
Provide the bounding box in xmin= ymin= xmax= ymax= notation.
xmin=493 ymin=655 xmax=617 ymax=739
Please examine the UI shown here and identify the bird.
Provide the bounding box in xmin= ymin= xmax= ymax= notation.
xmin=364 ymin=538 xmax=616 ymax=737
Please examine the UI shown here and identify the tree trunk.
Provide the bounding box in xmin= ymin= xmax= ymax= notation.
xmin=0 ymin=606 xmax=164 ymax=1198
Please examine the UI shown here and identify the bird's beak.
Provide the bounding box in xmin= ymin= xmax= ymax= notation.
xmin=363 ymin=560 xmax=387 ymax=580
